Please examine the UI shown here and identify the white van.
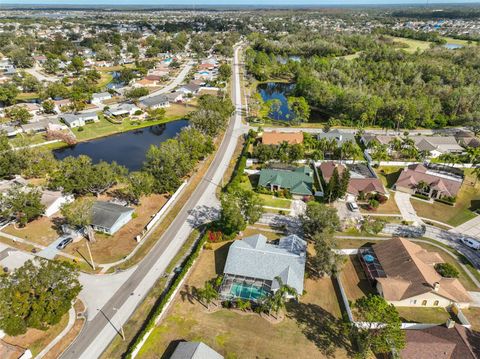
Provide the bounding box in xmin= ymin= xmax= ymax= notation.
xmin=460 ymin=237 xmax=480 ymax=250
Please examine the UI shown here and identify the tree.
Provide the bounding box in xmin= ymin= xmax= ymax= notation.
xmin=219 ymin=189 xmax=264 ymax=235
xmin=268 ymin=99 xmax=282 ymax=121
xmin=310 ymin=231 xmax=344 ymax=277
xmin=0 ymin=185 xmax=45 ymax=226
xmin=301 ymin=202 xmax=340 ymax=239
xmin=60 ymin=197 xmax=94 ymax=229
xmin=121 ymin=171 xmax=155 ymax=204
xmin=371 ymin=144 xmax=389 ymax=164
xmin=287 ymin=96 xmax=310 ymax=124
xmin=361 ymin=218 xmax=386 ymax=234
xmin=0 ymin=259 xmax=82 ymax=336
xmin=325 ymin=167 xmax=341 ymax=203
xmin=218 ymin=63 xmax=231 ymax=82
xmin=0 ymin=83 xmax=20 ymax=106
xmin=42 ymin=99 xmax=55 ymax=114
xmin=125 ymin=87 xmax=149 ymax=102
xmin=351 ymin=295 xmax=405 ymax=358
xmin=145 ymin=107 xmax=165 ymax=121
xmin=260 ymin=276 xmax=297 ymax=317
xmin=6 ymin=106 xmax=32 ymax=124
xmin=434 ymin=263 xmax=459 ymax=278
xmin=196 ymin=280 xmax=219 ymax=309
xmin=69 ymin=56 xmax=84 ymax=74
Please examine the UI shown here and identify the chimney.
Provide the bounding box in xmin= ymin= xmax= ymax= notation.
xmin=433 ymin=282 xmax=440 ymax=292
xmin=446 ymin=318 xmax=455 ymax=329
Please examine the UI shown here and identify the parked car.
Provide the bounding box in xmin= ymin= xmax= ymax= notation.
xmin=57 ymin=237 xmax=73 ymax=250
xmin=347 ymin=202 xmax=359 ymax=212
xmin=460 ymin=237 xmax=480 ymax=250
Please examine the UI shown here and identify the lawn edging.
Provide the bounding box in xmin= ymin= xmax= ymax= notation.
xmin=126 ymin=230 xmax=208 ymax=358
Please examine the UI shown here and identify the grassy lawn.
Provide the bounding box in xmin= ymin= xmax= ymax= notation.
xmin=137 ymin=241 xmax=351 ymax=359
xmin=258 ymin=193 xmax=292 ymax=209
xmin=16 ymin=92 xmax=40 ymax=101
xmin=361 ymin=192 xmax=400 ymax=215
xmin=391 ymin=37 xmax=432 ymax=52
xmin=3 ymin=216 xmax=60 ymax=247
xmin=395 ymin=307 xmax=451 ymax=324
xmin=339 ymin=255 xmax=377 ymax=302
xmin=10 ymin=132 xmax=49 ymax=147
xmin=442 ymin=37 xmax=474 ymax=46
xmin=462 ymin=308 xmax=480 ymax=331
xmin=239 ymin=226 xmax=282 ymax=241
xmin=64 ymin=194 xmax=167 ymax=264
xmin=414 ymin=242 xmax=478 ymax=291
xmin=375 ymin=166 xmax=403 ymax=188
xmin=3 ymin=311 xmax=69 ymax=357
xmin=334 ymin=238 xmax=384 ymax=249
xmin=97 ymin=72 xmax=113 ymax=88
xmin=411 ymin=171 xmax=480 ymax=226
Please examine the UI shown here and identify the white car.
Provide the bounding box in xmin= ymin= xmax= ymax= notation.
xmin=460 ymin=237 xmax=480 ymax=250
xmin=347 ymin=202 xmax=359 ymax=212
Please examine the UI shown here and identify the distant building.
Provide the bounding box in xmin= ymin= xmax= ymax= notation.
xmin=170 ymin=342 xmax=223 ymax=359
xmin=412 ymin=136 xmax=464 ymax=158
xmin=106 ymin=103 xmax=140 ymax=117
xmin=60 ymin=112 xmax=99 ymax=128
xmin=258 ymin=166 xmax=314 ymax=197
xmin=220 ymin=234 xmax=306 ymax=301
xmin=317 ymin=129 xmax=356 ymax=147
xmin=91 ymin=201 xmax=134 ymax=235
xmin=139 ymin=94 xmax=170 ymax=109
xmin=41 ymin=190 xmax=73 ymax=217
xmin=261 ymin=131 xmax=304 ymax=145
xmin=91 ymin=92 xmax=112 ymax=105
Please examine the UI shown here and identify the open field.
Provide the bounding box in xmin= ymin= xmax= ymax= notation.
xmin=411 ymin=170 xmax=480 ymax=227
xmin=391 ymin=37 xmax=433 ymax=52
xmin=258 ymin=193 xmax=292 ymax=209
xmin=136 ymin=241 xmax=351 ymax=359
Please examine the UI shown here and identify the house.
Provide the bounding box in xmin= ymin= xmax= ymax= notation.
xmin=358 ymin=237 xmax=471 ymax=308
xmin=361 ymin=133 xmax=400 ymax=154
xmin=220 ymin=234 xmax=306 ymax=301
xmin=258 ymin=166 xmax=314 ymax=197
xmin=20 ymin=117 xmax=66 ymax=133
xmin=178 ymin=82 xmax=201 ymax=95
xmin=170 ymin=342 xmax=223 ymax=359
xmin=91 ymin=201 xmax=134 ymax=235
xmin=401 ymin=322 xmax=480 ymax=359
xmin=319 ymin=162 xmax=388 ymax=199
xmin=317 ymin=129 xmax=356 ymax=147
xmin=165 ymin=91 xmax=184 ymax=103
xmin=53 ymin=99 xmax=72 ymax=113
xmin=139 ymin=94 xmax=170 ymax=109
xmin=60 ymin=111 xmax=99 ymax=128
xmin=412 ymin=136 xmax=464 ymax=158
xmin=455 ymin=130 xmax=480 ymax=149
xmin=0 ymin=124 xmax=23 ymax=137
xmin=261 ymin=131 xmax=304 ymax=145
xmin=394 ymin=164 xmax=462 ymax=199
xmin=41 ymin=190 xmax=73 ymax=217
xmin=91 ymin=92 xmax=112 ymax=105
xmin=106 ymin=103 xmax=140 ymax=117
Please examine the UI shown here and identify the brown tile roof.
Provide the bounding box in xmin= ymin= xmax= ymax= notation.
xmin=319 ymin=161 xmax=345 ymax=183
xmin=348 ymin=178 xmax=387 ymax=196
xmin=373 ymin=238 xmax=471 ymax=303
xmin=395 ymin=164 xmax=462 ymax=197
xmin=262 ymin=131 xmax=304 ymax=146
xmin=401 ymin=324 xmax=480 ymax=359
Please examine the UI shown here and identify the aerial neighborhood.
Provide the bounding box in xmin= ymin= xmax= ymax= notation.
xmin=1 ymin=4 xmax=480 ymax=359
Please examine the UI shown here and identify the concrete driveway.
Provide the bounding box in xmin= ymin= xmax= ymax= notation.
xmin=334 ymin=200 xmax=362 ymax=223
xmin=37 ymin=236 xmax=70 ymax=260
xmin=394 ymin=192 xmax=423 ymax=225
xmin=468 ymin=291 xmax=480 ymax=307
xmin=451 ymin=215 xmax=480 ymax=238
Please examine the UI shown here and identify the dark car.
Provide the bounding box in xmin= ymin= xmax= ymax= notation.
xmin=57 ymin=237 xmax=73 ymax=250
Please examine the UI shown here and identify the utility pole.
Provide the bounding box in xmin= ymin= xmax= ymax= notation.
xmin=86 ymin=240 xmax=96 ymax=270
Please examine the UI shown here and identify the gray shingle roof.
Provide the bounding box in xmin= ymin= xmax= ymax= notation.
xmin=91 ymin=201 xmax=133 ymax=230
xmin=317 ymin=129 xmax=355 ymax=146
xmin=223 ymin=234 xmax=306 ymax=294
xmin=170 ymin=342 xmax=223 ymax=359
xmin=140 ymin=94 xmax=169 ymax=107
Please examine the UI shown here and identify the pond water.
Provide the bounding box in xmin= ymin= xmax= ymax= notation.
xmin=444 ymin=43 xmax=464 ymax=50
xmin=53 ymin=119 xmax=189 ymax=171
xmin=257 ymin=82 xmax=323 ymax=122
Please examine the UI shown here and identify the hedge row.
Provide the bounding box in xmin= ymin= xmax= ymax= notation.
xmin=226 ymin=131 xmax=255 ymax=190
xmin=435 ymin=198 xmax=455 ymax=206
xmin=412 ymin=193 xmax=430 ymax=201
xmin=125 ymin=230 xmax=207 ymax=358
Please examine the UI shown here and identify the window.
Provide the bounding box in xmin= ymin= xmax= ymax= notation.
xmin=410 ymin=299 xmax=417 ymax=305
xmin=422 ymin=300 xmax=427 ymax=306
xmin=434 ymin=300 xmax=439 ymax=306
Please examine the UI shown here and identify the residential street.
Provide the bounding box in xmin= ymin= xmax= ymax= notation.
xmin=60 ymin=46 xmax=247 ymax=359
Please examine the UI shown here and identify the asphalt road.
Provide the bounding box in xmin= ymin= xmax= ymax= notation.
xmin=61 ymin=46 xmax=244 ymax=358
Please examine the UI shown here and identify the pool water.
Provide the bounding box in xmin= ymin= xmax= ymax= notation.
xmin=230 ymin=283 xmax=270 ymax=300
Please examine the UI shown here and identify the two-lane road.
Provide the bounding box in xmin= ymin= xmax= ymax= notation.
xmin=61 ymin=46 xmax=247 ymax=359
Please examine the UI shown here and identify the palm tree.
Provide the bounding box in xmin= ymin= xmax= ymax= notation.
xmin=197 ymin=280 xmax=219 ymax=309
xmin=341 ymin=140 xmax=356 ymax=161
xmin=415 ymin=180 xmax=430 ymax=196
xmin=260 ymin=277 xmax=297 ymax=318
xmin=466 ymin=147 xmax=480 ymax=165
xmin=473 ymin=166 xmax=480 ymax=186
xmin=371 ymin=144 xmax=389 ymax=165
xmin=389 ymin=137 xmax=403 ymax=158
xmin=235 ymin=298 xmax=251 ymax=311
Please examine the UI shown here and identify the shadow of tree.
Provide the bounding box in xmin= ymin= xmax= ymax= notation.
xmin=179 ymin=284 xmax=196 ymax=304
xmin=286 ymin=302 xmax=354 ymax=358
xmin=187 ymin=205 xmax=220 ymax=228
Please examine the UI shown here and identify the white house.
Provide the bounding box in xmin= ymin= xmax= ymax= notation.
xmin=139 ymin=94 xmax=170 ymax=109
xmin=60 ymin=111 xmax=99 ymax=128
xmin=91 ymin=92 xmax=112 ymax=105
xmin=106 ymin=103 xmax=140 ymax=117
xmin=41 ymin=190 xmax=74 ymax=217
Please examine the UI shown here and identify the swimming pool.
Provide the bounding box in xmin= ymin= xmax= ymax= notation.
xmin=230 ymin=283 xmax=270 ymax=301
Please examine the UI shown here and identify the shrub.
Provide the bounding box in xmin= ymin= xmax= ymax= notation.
xmin=134 ymin=110 xmax=143 ymax=116
xmin=376 ymin=194 xmax=388 ymax=204
xmin=77 ymin=126 xmax=84 ymax=132
xmin=368 ymin=198 xmax=379 ymax=209
xmin=434 ymin=263 xmax=459 ymax=278
xmin=413 ymin=193 xmax=429 ymax=201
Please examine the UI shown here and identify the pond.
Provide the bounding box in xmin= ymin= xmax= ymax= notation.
xmin=53 ymin=119 xmax=189 ymax=171
xmin=257 ymin=82 xmax=323 ymax=122
xmin=444 ymin=43 xmax=464 ymax=50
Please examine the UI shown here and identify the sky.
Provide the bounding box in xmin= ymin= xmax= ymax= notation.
xmin=2 ymin=0 xmax=480 ymax=5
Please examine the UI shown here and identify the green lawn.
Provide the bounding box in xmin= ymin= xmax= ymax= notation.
xmin=396 ymin=307 xmax=451 ymax=324
xmin=391 ymin=37 xmax=433 ymax=52
xmin=258 ymin=193 xmax=292 ymax=209
xmin=97 ymin=72 xmax=113 ymax=89
xmin=375 ymin=166 xmax=403 ymax=188
xmin=411 ymin=171 xmax=480 ymax=227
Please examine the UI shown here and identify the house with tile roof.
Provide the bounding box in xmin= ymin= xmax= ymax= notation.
xmin=401 ymin=322 xmax=480 ymax=359
xmin=394 ymin=164 xmax=463 ymax=199
xmin=319 ymin=161 xmax=388 ymax=199
xmin=261 ymin=131 xmax=304 ymax=145
xmin=359 ymin=238 xmax=471 ymax=309
xmin=219 ymin=234 xmax=306 ymax=302
xmin=412 ymin=136 xmax=464 ymax=158
xmin=257 ymin=166 xmax=314 ymax=197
